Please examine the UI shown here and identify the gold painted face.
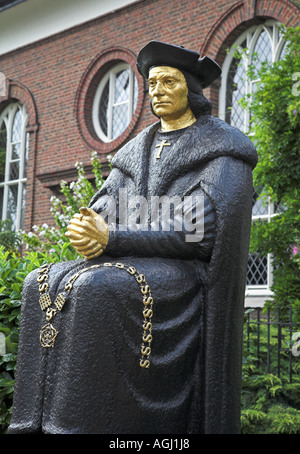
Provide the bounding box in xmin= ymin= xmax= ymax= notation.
xmin=148 ymin=66 xmax=190 ymax=120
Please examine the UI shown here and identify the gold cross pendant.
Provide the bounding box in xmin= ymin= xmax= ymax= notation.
xmin=155 ymin=139 xmax=171 ymax=159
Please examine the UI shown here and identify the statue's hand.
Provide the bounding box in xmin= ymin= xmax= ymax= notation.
xmin=65 ymin=207 xmax=109 ymax=259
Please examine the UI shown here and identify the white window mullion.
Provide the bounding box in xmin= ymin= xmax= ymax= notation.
xmin=2 ymin=183 xmax=8 ymax=220
xmin=107 ymin=71 xmax=115 ymax=141
xmin=18 ymin=108 xmax=28 ymax=230
xmin=15 ymin=181 xmax=22 ymax=232
xmin=5 ymin=112 xmax=12 ymax=185
xmin=2 ymin=112 xmax=11 ymax=221
xmin=19 ymin=108 xmax=27 ymax=180
xmin=272 ymin=23 xmax=278 ymax=61
xmin=128 ymin=66 xmax=134 ymax=121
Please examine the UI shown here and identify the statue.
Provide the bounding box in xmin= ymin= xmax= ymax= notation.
xmin=8 ymin=41 xmax=257 ymax=434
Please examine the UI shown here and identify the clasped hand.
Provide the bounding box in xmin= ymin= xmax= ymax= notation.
xmin=65 ymin=207 xmax=109 ymax=259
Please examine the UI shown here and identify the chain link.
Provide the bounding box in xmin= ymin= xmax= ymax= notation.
xmin=38 ymin=261 xmax=154 ymax=368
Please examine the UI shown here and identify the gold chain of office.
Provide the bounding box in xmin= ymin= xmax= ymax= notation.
xmin=37 ymin=262 xmax=154 ymax=368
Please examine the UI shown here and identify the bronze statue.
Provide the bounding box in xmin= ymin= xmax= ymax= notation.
xmin=9 ymin=41 xmax=257 ymax=434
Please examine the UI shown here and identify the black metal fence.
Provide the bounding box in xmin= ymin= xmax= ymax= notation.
xmin=244 ymin=307 xmax=300 ymax=383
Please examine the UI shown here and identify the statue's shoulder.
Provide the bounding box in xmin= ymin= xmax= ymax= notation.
xmin=194 ymin=114 xmax=250 ymax=142
xmin=193 ymin=115 xmax=258 ymax=168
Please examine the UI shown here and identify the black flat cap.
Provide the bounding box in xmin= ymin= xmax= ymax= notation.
xmin=137 ymin=41 xmax=221 ymax=89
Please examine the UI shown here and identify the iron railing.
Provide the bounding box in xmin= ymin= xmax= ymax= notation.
xmin=244 ymin=307 xmax=300 ymax=383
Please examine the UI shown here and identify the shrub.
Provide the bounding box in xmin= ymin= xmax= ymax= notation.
xmin=0 ymin=220 xmax=22 ymax=255
xmin=241 ymin=315 xmax=300 ymax=434
xmin=0 ymin=248 xmax=50 ymax=431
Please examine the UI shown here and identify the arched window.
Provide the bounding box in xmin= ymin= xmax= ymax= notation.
xmin=0 ymin=103 xmax=28 ymax=231
xmin=219 ymin=20 xmax=286 ymax=131
xmin=92 ymin=63 xmax=138 ymax=143
xmin=219 ymin=20 xmax=286 ymax=298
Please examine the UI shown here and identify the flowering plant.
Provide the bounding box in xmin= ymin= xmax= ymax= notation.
xmin=21 ymin=152 xmax=105 ymax=260
xmin=291 ymin=244 xmax=300 ymax=267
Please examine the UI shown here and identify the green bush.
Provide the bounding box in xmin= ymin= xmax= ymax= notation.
xmin=0 ymin=219 xmax=22 ymax=254
xmin=0 ymin=248 xmax=48 ymax=431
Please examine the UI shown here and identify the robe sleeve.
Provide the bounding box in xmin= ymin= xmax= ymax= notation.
xmin=97 ymin=187 xmax=216 ymax=260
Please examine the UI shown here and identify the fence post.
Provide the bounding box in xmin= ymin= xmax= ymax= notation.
xmin=246 ymin=310 xmax=251 ymax=352
xmin=257 ymin=308 xmax=260 ymax=368
xmin=277 ymin=308 xmax=281 ymax=378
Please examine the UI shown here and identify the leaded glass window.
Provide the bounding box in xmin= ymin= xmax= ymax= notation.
xmin=92 ymin=63 xmax=138 ymax=143
xmin=220 ymin=20 xmax=286 ymax=133
xmin=0 ymin=103 xmax=28 ymax=231
xmin=219 ymin=20 xmax=286 ymax=295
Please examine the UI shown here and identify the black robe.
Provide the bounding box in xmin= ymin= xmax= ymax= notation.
xmin=9 ymin=114 xmax=257 ymax=434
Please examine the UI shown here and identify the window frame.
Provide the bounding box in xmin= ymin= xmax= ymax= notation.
xmin=247 ymin=195 xmax=275 ymax=296
xmin=92 ymin=62 xmax=137 ymax=143
xmin=0 ymin=102 xmax=28 ymax=230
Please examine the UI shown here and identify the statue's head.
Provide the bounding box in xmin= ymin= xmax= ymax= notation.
xmin=137 ymin=41 xmax=221 ymax=119
xmin=148 ymin=66 xmax=190 ymax=121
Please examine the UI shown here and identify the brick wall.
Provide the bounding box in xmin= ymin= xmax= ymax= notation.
xmin=0 ymin=0 xmax=299 ymax=230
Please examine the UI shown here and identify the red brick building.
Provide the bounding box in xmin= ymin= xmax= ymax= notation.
xmin=0 ymin=0 xmax=299 ymax=302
